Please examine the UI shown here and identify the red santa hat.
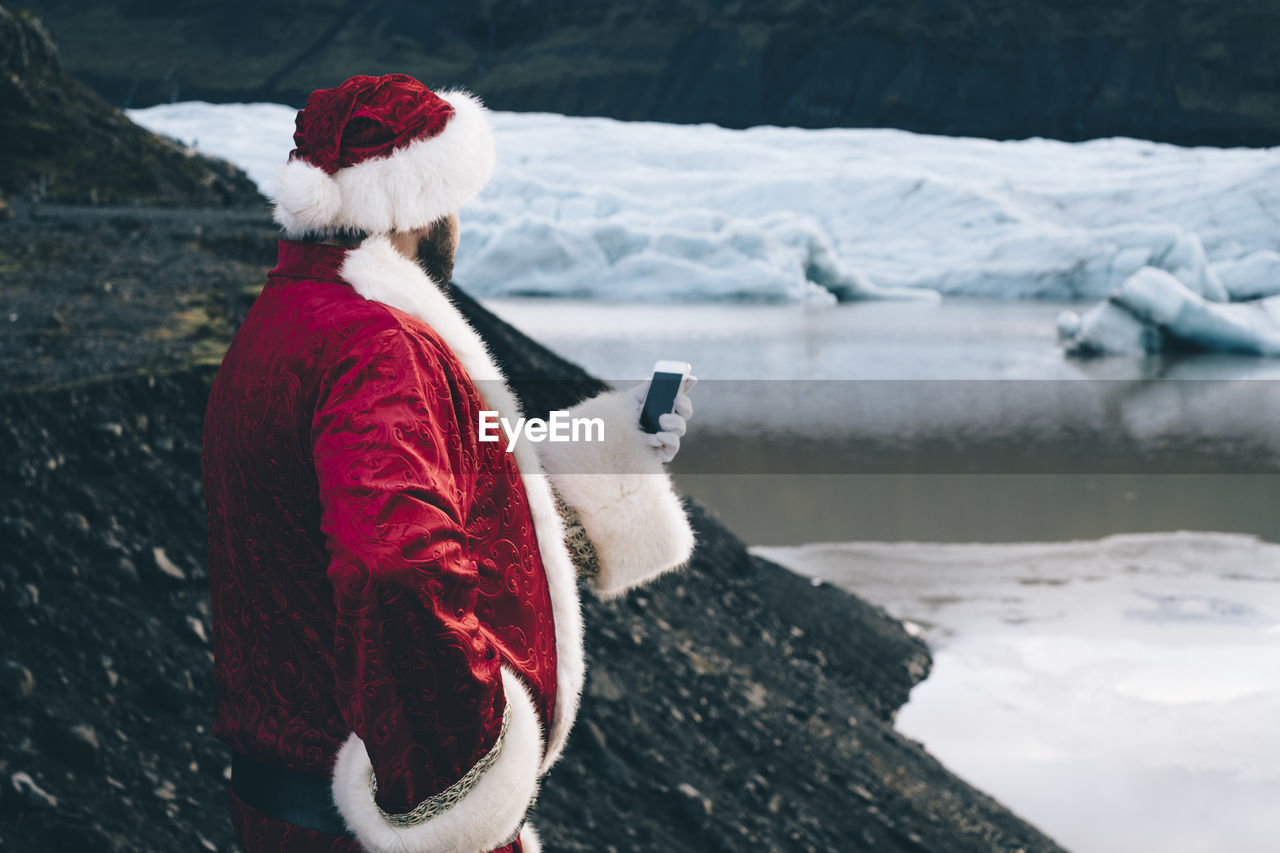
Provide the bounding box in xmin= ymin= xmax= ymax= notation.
xmin=270 ymin=74 xmax=494 ymax=237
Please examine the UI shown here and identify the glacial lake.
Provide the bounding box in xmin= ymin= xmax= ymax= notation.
xmin=489 ymin=296 xmax=1280 ymax=852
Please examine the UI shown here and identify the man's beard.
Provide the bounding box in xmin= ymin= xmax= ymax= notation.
xmin=415 ymin=221 xmax=456 ymax=285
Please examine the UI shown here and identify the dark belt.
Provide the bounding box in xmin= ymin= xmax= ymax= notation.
xmin=230 ymin=753 xmax=353 ymax=839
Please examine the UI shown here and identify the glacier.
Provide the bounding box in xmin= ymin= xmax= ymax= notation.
xmin=130 ymin=102 xmax=1280 ymax=352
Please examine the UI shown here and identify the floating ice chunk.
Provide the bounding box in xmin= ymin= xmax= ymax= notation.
xmin=1055 ymin=310 xmax=1082 ymax=341
xmin=1064 ymin=267 xmax=1280 ymax=356
xmin=1119 ymin=268 xmax=1280 ymax=356
xmin=1059 ymin=297 xmax=1167 ymax=356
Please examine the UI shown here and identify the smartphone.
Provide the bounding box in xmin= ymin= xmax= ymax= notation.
xmin=640 ymin=360 xmax=692 ymax=434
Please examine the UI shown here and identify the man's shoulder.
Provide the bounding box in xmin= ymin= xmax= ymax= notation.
xmin=257 ymin=276 xmax=447 ymax=357
xmin=264 ymin=276 xmax=393 ymax=333
xmin=225 ymin=274 xmax=475 ymax=408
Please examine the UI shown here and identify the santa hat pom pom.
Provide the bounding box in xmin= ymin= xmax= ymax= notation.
xmin=271 ymin=158 xmax=343 ymax=235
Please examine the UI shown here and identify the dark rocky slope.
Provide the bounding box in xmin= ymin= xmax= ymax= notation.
xmin=0 ymin=5 xmax=261 ymax=206
xmin=13 ymin=0 xmax=1280 ymax=146
xmin=0 ymin=205 xmax=278 ymax=390
xmin=0 ymin=204 xmax=1066 ymax=851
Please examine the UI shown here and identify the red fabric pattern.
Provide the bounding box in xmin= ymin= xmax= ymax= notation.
xmin=204 ymin=240 xmax=556 ymax=845
xmin=291 ymin=74 xmax=456 ymax=174
xmin=316 ymin=326 xmax=508 ymax=807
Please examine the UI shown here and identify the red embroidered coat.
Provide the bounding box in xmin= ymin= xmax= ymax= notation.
xmin=204 ymin=238 xmax=694 ymax=853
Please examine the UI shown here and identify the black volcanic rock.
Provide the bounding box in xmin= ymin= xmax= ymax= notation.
xmin=0 ymin=661 xmax=35 ymax=704
xmin=11 ymin=0 xmax=1280 ymax=147
xmin=0 ymin=206 xmax=278 ymax=391
xmin=0 ymin=5 xmax=262 ymax=205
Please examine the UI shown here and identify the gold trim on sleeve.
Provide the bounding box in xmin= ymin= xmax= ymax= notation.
xmin=553 ymin=492 xmax=600 ymax=578
xmin=371 ymin=700 xmax=513 ymax=828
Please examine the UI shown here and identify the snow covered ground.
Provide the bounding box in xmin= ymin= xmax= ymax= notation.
xmin=758 ymin=533 xmax=1280 ymax=853
xmin=130 ymin=102 xmax=1280 ymax=309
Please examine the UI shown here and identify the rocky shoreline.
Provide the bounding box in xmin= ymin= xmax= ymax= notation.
xmin=1 ymin=204 xmax=1065 ymax=851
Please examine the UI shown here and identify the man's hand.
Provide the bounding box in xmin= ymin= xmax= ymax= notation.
xmin=625 ymin=376 xmax=696 ymax=464
xmin=540 ymin=382 xmax=700 ymax=597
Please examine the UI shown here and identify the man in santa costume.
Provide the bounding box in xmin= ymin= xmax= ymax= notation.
xmin=202 ymin=74 xmax=696 ymax=853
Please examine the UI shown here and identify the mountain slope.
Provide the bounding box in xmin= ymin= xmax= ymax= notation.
xmin=12 ymin=0 xmax=1280 ymax=146
xmin=0 ymin=5 xmax=260 ymax=205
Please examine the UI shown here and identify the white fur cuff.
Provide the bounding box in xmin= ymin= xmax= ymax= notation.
xmin=537 ymin=391 xmax=696 ymax=599
xmin=330 ymin=667 xmax=543 ymax=853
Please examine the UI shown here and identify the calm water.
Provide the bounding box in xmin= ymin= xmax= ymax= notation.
xmin=486 ymin=296 xmax=1280 ymax=382
xmin=488 ymin=297 xmax=1280 ymax=544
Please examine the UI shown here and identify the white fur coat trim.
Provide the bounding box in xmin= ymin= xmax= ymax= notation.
xmin=272 ymin=90 xmax=495 ymax=238
xmin=331 ymin=667 xmax=541 ymax=853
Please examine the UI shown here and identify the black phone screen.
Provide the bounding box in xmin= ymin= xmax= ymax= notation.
xmin=640 ymin=372 xmax=684 ymax=434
